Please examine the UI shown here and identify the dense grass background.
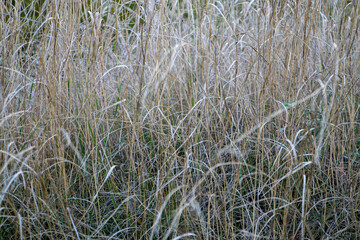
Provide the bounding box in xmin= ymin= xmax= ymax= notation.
xmin=1 ymin=0 xmax=359 ymax=239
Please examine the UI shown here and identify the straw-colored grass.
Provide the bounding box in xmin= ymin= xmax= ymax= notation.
xmin=1 ymin=0 xmax=359 ymax=239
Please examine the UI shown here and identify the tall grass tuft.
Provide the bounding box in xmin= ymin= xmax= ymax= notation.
xmin=1 ymin=0 xmax=359 ymax=239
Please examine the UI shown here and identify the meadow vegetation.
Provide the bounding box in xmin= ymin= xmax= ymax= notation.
xmin=1 ymin=0 xmax=359 ymax=239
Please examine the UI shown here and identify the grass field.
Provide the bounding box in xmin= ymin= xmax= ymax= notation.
xmin=1 ymin=0 xmax=360 ymax=239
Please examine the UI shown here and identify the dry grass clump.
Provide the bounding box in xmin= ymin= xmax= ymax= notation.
xmin=1 ymin=0 xmax=359 ymax=239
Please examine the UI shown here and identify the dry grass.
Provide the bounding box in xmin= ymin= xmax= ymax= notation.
xmin=1 ymin=0 xmax=360 ymax=239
